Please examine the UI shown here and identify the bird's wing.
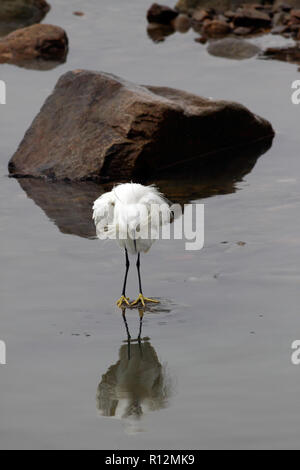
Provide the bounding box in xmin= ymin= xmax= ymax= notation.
xmin=139 ymin=192 xmax=172 ymax=229
xmin=93 ymin=192 xmax=116 ymax=239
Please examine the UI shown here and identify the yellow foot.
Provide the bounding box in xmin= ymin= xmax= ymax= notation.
xmin=131 ymin=294 xmax=160 ymax=308
xmin=116 ymin=296 xmax=130 ymax=308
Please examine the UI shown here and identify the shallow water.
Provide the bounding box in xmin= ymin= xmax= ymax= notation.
xmin=1 ymin=0 xmax=300 ymax=450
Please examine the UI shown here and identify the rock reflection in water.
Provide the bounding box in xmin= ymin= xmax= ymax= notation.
xmin=18 ymin=179 xmax=104 ymax=239
xmin=261 ymin=47 xmax=300 ymax=68
xmin=4 ymin=57 xmax=68 ymax=71
xmin=152 ymin=137 xmax=273 ymax=203
xmin=147 ymin=23 xmax=175 ymax=43
xmin=16 ymin=136 xmax=273 ymax=238
xmin=0 ymin=2 xmax=50 ymax=37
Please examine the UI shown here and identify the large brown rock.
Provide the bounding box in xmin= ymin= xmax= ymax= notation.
xmin=0 ymin=24 xmax=68 ymax=66
xmin=0 ymin=0 xmax=50 ymax=35
xmin=9 ymin=70 xmax=274 ymax=182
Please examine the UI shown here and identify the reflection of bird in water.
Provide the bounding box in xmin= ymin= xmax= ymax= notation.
xmin=93 ymin=183 xmax=172 ymax=308
xmin=96 ymin=309 xmax=172 ymax=431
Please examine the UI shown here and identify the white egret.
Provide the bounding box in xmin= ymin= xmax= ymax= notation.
xmin=93 ymin=183 xmax=171 ymax=308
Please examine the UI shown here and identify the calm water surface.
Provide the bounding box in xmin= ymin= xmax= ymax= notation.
xmin=0 ymin=0 xmax=300 ymax=450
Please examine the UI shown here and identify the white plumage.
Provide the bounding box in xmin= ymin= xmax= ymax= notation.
xmin=92 ymin=183 xmax=172 ymax=308
xmin=93 ymin=183 xmax=171 ymax=255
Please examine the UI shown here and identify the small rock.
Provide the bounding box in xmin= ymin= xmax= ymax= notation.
xmin=234 ymin=26 xmax=253 ymax=35
xmin=273 ymin=11 xmax=287 ymax=26
xmin=233 ymin=8 xmax=272 ymax=28
xmin=224 ymin=10 xmax=236 ymax=20
xmin=0 ymin=24 xmax=68 ymax=66
xmin=217 ymin=13 xmax=229 ymax=23
xmin=0 ymin=0 xmax=50 ymax=35
xmin=192 ymin=16 xmax=210 ymax=33
xmin=290 ymin=23 xmax=300 ymax=32
xmin=192 ymin=22 xmax=203 ymax=33
xmin=271 ymin=25 xmax=289 ymax=34
xmin=73 ymin=11 xmax=84 ymax=17
xmin=203 ymin=19 xmax=231 ymax=37
xmin=291 ymin=9 xmax=300 ymax=20
xmin=289 ymin=14 xmax=300 ymax=25
xmin=207 ymin=38 xmax=261 ymax=60
xmin=172 ymin=14 xmax=191 ymax=33
xmin=274 ymin=3 xmax=292 ymax=13
xmin=175 ymin=0 xmax=205 ymax=14
xmin=175 ymin=1 xmax=271 ymax=14
xmin=192 ymin=8 xmax=212 ymax=23
xmin=0 ymin=0 xmax=50 ymax=21
xmin=195 ymin=35 xmax=208 ymax=43
xmin=147 ymin=3 xmax=178 ymax=25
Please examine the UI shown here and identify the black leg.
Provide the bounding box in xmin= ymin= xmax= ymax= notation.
xmin=122 ymin=249 xmax=130 ymax=297
xmin=117 ymin=249 xmax=131 ymax=308
xmin=137 ymin=253 xmax=143 ymax=294
xmin=131 ymin=253 xmax=159 ymax=307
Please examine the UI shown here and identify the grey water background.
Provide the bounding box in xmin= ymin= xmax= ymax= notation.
xmin=0 ymin=0 xmax=300 ymax=450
